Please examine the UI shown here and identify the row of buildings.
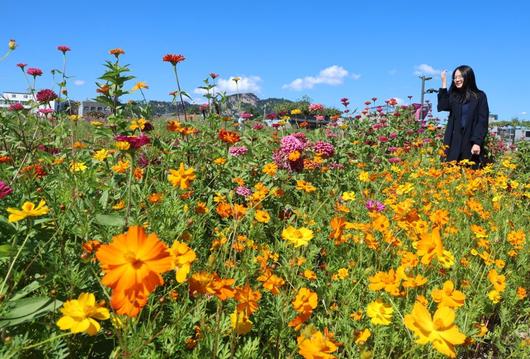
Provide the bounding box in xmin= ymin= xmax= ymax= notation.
xmin=0 ymin=91 xmax=109 ymax=117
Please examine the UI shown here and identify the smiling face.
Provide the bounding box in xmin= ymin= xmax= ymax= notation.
xmin=453 ymin=70 xmax=464 ymax=89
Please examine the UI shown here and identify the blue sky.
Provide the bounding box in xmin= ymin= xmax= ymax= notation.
xmin=1 ymin=0 xmax=529 ymax=120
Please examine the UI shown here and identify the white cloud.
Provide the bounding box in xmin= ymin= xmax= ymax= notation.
xmin=282 ymin=65 xmax=353 ymax=90
xmin=395 ymin=97 xmax=406 ymax=105
xmin=351 ymin=73 xmax=361 ymax=80
xmin=520 ymin=111 xmax=527 ymax=115
xmin=193 ymin=75 xmax=261 ymax=95
xmin=73 ymin=80 xmax=85 ymax=86
xmin=413 ymin=64 xmax=441 ymax=76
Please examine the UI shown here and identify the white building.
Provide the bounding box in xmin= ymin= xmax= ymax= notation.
xmin=0 ymin=91 xmax=56 ymax=112
xmin=78 ymin=100 xmax=110 ymax=117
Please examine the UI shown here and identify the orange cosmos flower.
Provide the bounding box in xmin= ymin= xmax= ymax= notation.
xmin=257 ymin=271 xmax=285 ymax=295
xmin=109 ymin=48 xmax=125 ymax=57
xmin=95 ymin=226 xmax=173 ymax=317
xmin=416 ymin=226 xmax=444 ymax=265
xmin=431 ymin=280 xmax=466 ymax=309
xmin=235 ymin=284 xmax=262 ymax=316
xmin=297 ymin=327 xmax=338 ymax=359
xmin=167 ymin=120 xmax=182 ymax=132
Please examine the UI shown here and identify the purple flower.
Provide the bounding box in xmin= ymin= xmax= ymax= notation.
xmin=366 ymin=200 xmax=385 ymax=212
xmin=0 ymin=180 xmax=13 ymax=199
xmin=228 ymin=146 xmax=248 ymax=157
xmin=313 ymin=141 xmax=335 ymax=158
xmin=235 ymin=186 xmax=252 ymax=197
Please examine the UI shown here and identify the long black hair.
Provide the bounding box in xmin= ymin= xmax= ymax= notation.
xmin=449 ymin=65 xmax=481 ymax=103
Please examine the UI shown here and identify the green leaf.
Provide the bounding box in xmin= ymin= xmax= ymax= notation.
xmin=0 ymin=244 xmax=15 ymax=259
xmin=0 ymin=296 xmax=63 ymax=329
xmin=10 ymin=281 xmax=41 ymax=301
xmin=99 ymin=190 xmax=109 ymax=209
xmin=95 ymin=214 xmax=125 ymax=227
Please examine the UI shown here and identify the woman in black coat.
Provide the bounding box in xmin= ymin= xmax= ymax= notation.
xmin=437 ymin=65 xmax=489 ymax=166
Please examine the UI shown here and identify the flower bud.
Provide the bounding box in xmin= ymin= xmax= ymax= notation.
xmin=8 ymin=39 xmax=16 ymax=50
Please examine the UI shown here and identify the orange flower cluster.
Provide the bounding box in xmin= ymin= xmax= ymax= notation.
xmin=289 ymin=287 xmax=318 ymax=330
xmin=96 ymin=226 xmax=173 ymax=316
xmin=188 ymin=271 xmax=235 ymax=301
xmin=218 ymin=129 xmax=240 ymax=144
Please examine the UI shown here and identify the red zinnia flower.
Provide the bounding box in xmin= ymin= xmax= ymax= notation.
xmin=9 ymin=103 xmax=25 ymax=111
xmin=163 ymin=54 xmax=185 ymax=65
xmin=27 ymin=68 xmax=43 ymax=77
xmin=17 ymin=63 xmax=27 ymax=69
xmin=36 ymin=89 xmax=58 ymax=104
xmin=210 ymin=72 xmax=219 ymax=79
xmin=57 ymin=45 xmax=71 ymax=53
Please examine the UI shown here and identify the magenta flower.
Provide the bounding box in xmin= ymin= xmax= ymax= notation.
xmin=115 ymin=134 xmax=150 ymax=149
xmin=388 ymin=157 xmax=401 ymax=163
xmin=8 ymin=103 xmax=25 ymax=111
xmin=266 ymin=113 xmax=277 ymax=120
xmin=0 ymin=180 xmax=13 ymax=199
xmin=366 ymin=200 xmax=385 ymax=212
xmin=252 ymin=123 xmax=264 ymax=130
xmin=57 ymin=45 xmax=71 ymax=53
xmin=315 ymin=115 xmax=325 ymax=121
xmin=210 ymin=72 xmax=219 ymax=79
xmin=38 ymin=108 xmax=54 ymax=115
xmin=36 ymin=89 xmax=58 ymax=104
xmin=16 ymin=63 xmax=27 ymax=70
xmin=240 ymin=112 xmax=253 ymax=119
xmin=313 ymin=141 xmax=335 ymax=158
xmin=27 ymin=67 xmax=43 ymax=77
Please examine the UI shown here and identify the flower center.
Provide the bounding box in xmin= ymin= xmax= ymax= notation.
xmin=124 ymin=251 xmax=144 ymax=269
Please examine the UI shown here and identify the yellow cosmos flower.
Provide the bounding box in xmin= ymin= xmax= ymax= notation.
xmin=93 ymin=149 xmax=110 ymax=162
xmin=296 ymin=180 xmax=316 ymax=193
xmin=131 ymin=81 xmax=149 ymax=92
xmin=129 ymin=118 xmax=148 ymax=131
xmin=359 ymin=171 xmax=370 ymax=182
xmin=254 ymin=210 xmax=271 ymax=223
xmin=7 ymin=200 xmax=49 ymax=223
xmin=366 ymin=299 xmax=393 ymax=325
xmin=213 ymin=157 xmax=226 ymax=165
xmin=115 ymin=141 xmax=131 ymax=151
xmin=70 ymin=161 xmax=87 ymax=172
xmin=169 ymin=241 xmax=196 ymax=283
xmin=112 ymin=160 xmax=130 ymax=174
xmin=341 ymin=191 xmax=356 ymax=201
xmin=487 ymin=269 xmax=506 ymax=292
xmin=355 ymin=328 xmax=371 ymax=345
xmin=291 ymin=108 xmax=302 ymax=115
xmin=230 ymin=309 xmax=252 ymax=335
xmin=297 ymin=328 xmax=338 ymax=359
xmin=56 ymin=293 xmax=110 ymax=336
xmin=282 ymin=226 xmax=314 ymax=247
xmin=168 ymin=163 xmax=196 ymax=190
xmin=431 ymin=280 xmax=466 ymax=309
xmin=404 ymin=303 xmax=466 ymax=358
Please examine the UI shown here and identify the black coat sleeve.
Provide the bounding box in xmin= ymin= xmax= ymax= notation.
xmin=437 ymin=88 xmax=451 ymax=112
xmin=470 ymin=92 xmax=489 ymax=145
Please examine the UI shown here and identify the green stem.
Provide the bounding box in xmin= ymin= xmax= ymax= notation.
xmin=124 ymin=152 xmax=135 ymax=228
xmin=172 ymin=65 xmax=187 ymax=121
xmin=0 ymin=229 xmax=33 ymax=296
xmin=22 ymin=332 xmax=73 ymax=351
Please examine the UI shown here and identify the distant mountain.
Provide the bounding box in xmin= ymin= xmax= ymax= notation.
xmin=147 ymin=93 xmax=294 ymax=116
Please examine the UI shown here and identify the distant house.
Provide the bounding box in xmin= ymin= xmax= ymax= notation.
xmin=0 ymin=91 xmax=56 ymax=112
xmin=491 ymin=126 xmax=530 ymax=143
xmin=77 ymin=100 xmax=111 ymax=117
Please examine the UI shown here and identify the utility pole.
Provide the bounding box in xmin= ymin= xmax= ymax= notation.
xmin=419 ymin=76 xmax=432 ymax=120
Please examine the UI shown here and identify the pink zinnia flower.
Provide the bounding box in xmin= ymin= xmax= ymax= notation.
xmin=17 ymin=63 xmax=27 ymax=69
xmin=366 ymin=200 xmax=385 ymax=212
xmin=0 ymin=180 xmax=13 ymax=199
xmin=235 ymin=186 xmax=252 ymax=197
xmin=8 ymin=103 xmax=25 ymax=111
xmin=57 ymin=45 xmax=71 ymax=53
xmin=38 ymin=108 xmax=54 ymax=115
xmin=27 ymin=68 xmax=43 ymax=77
xmin=210 ymin=73 xmax=219 ymax=79
xmin=36 ymin=89 xmax=58 ymax=104
xmin=388 ymin=157 xmax=401 ymax=163
xmin=309 ymin=103 xmax=324 ymax=112
xmin=315 ymin=115 xmax=325 ymax=121
xmin=253 ymin=123 xmax=264 ymax=130
xmin=313 ymin=141 xmax=335 ymax=158
xmin=228 ymin=146 xmax=248 ymax=157
xmin=240 ymin=112 xmax=253 ymax=119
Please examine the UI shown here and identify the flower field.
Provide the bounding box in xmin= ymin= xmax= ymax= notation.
xmin=1 ymin=46 xmax=529 ymax=358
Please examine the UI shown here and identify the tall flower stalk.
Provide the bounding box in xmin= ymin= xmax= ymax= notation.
xmin=163 ymin=54 xmax=188 ymax=121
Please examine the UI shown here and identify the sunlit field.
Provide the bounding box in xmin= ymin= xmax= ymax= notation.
xmin=1 ymin=45 xmax=529 ymax=358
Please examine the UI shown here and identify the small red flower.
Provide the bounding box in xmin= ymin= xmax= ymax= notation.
xmin=57 ymin=45 xmax=71 ymax=53
xmin=17 ymin=63 xmax=27 ymax=69
xmin=36 ymin=89 xmax=58 ymax=104
xmin=210 ymin=72 xmax=219 ymax=79
xmin=109 ymin=48 xmax=125 ymax=57
xmin=27 ymin=68 xmax=43 ymax=77
xmin=163 ymin=54 xmax=185 ymax=65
